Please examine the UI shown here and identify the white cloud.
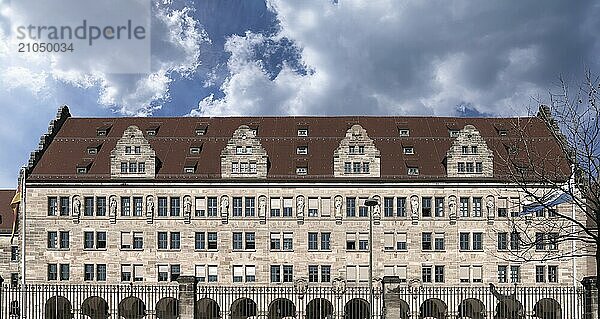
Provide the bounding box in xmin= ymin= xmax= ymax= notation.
xmin=192 ymin=0 xmax=600 ymax=117
xmin=0 ymin=0 xmax=208 ymax=116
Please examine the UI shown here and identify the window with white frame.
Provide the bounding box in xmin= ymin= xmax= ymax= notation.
xmin=383 ymin=265 xmax=407 ymax=282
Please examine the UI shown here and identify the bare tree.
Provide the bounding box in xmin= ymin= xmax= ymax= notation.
xmin=496 ymin=70 xmax=599 ymax=298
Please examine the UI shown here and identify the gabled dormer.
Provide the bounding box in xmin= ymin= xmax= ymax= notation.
xmin=221 ymin=125 xmax=268 ymax=178
xmin=333 ymin=124 xmax=381 ymax=177
xmin=446 ymin=125 xmax=493 ymax=177
xmin=110 ymin=126 xmax=156 ymax=179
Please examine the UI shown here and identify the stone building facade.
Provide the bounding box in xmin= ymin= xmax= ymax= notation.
xmin=15 ymin=106 xmax=591 ymax=290
xmin=0 ymin=189 xmax=19 ymax=285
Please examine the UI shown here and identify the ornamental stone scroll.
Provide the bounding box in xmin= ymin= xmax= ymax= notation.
xmin=146 ymin=195 xmax=154 ymax=224
xmin=410 ymin=195 xmax=419 ymax=225
xmin=448 ymin=195 xmax=457 ymax=225
xmin=258 ymin=195 xmax=267 ymax=224
xmin=183 ymin=196 xmax=192 ymax=224
xmin=72 ymin=195 xmax=81 ymax=224
xmin=109 ymin=195 xmax=118 ymax=224
xmin=334 ymin=195 xmax=343 ymax=225
xmin=296 ymin=195 xmax=305 ymax=224
xmin=220 ymin=196 xmax=229 ymax=224
xmin=486 ymin=195 xmax=495 ymax=224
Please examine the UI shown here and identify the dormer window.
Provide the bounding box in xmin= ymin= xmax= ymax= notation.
xmin=87 ymin=144 xmax=101 ymax=155
xmin=403 ymin=147 xmax=414 ymax=155
xmin=297 ymin=129 xmax=308 ymax=137
xmin=236 ymin=146 xmax=253 ymax=155
xmin=449 ymin=130 xmax=459 ymax=137
xmin=398 ymin=129 xmax=410 ymax=137
xmin=296 ymin=167 xmax=308 ymax=175
xmin=407 ymin=167 xmax=419 ymax=175
xmin=77 ymin=167 xmax=88 ymax=174
xmin=184 ymin=160 xmax=198 ymax=174
xmin=146 ymin=129 xmax=157 ymax=136
xmin=190 ymin=147 xmax=201 ymax=155
xmin=184 ymin=167 xmax=195 ymax=173
xmin=96 ymin=124 xmax=111 ymax=137
xmin=498 ymin=129 xmax=508 ymax=136
xmin=195 ymin=124 xmax=208 ymax=136
xmin=297 ymin=146 xmax=308 ymax=155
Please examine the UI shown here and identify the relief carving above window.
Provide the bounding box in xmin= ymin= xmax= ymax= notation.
xmin=446 ymin=125 xmax=493 ymax=177
xmin=110 ymin=126 xmax=156 ymax=179
xmin=333 ymin=124 xmax=381 ymax=177
xmin=221 ymin=125 xmax=268 ymax=179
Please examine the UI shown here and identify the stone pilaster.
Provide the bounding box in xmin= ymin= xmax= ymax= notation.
xmin=177 ymin=275 xmax=196 ymax=319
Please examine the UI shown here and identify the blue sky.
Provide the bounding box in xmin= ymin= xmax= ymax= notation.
xmin=0 ymin=0 xmax=599 ymax=188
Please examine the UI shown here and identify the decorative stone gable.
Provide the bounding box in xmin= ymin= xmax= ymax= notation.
xmin=110 ymin=126 xmax=156 ymax=179
xmin=221 ymin=125 xmax=268 ymax=179
xmin=446 ymin=125 xmax=493 ymax=177
xmin=333 ymin=124 xmax=381 ymax=177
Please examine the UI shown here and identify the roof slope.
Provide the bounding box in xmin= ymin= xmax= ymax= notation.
xmin=26 ymin=116 xmax=570 ymax=182
xmin=0 ymin=190 xmax=15 ymax=233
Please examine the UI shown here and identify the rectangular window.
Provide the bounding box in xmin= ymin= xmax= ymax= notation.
xmin=246 ymin=232 xmax=256 ymax=250
xmin=121 ymin=162 xmax=128 ymax=173
xmin=233 ymin=266 xmax=243 ymax=283
xmin=245 ymin=197 xmax=255 ymax=216
xmin=475 ymin=162 xmax=483 ymax=173
xmin=282 ymin=233 xmax=292 ymax=251
xmin=84 ymin=197 xmax=94 ymax=216
xmin=133 ymin=197 xmax=143 ymax=216
xmin=434 ymin=233 xmax=445 ymax=251
xmin=283 ymin=265 xmax=293 ymax=282
xmin=548 ymin=233 xmax=559 ymax=250
xmin=170 ymin=197 xmax=180 ymax=216
xmin=396 ymin=233 xmax=407 ymax=250
xmin=48 ymin=231 xmax=57 ymax=249
xmin=308 ymin=198 xmax=319 ymax=217
xmin=138 ymin=162 xmax=145 ymax=173
xmin=498 ymin=265 xmax=507 ymax=283
xmin=170 ymin=232 xmax=181 ymax=249
xmin=510 ymin=232 xmax=520 ymax=251
xmin=321 ymin=233 xmax=331 ymax=250
xmin=473 ymin=197 xmax=482 ymax=217
xmin=346 ymin=266 xmax=356 ymax=282
xmin=346 ymin=233 xmax=357 ymax=250
xmin=207 ymin=197 xmax=218 ymax=217
xmin=48 ymin=264 xmax=58 ymax=281
xmin=96 ymin=197 xmax=106 ymax=216
xmin=132 ymin=232 xmax=143 ymax=249
xmin=59 ymin=231 xmax=70 ymax=249
xmin=270 ymin=197 xmax=281 ymax=217
xmin=48 ymin=197 xmax=58 ymax=216
xmin=466 ymin=162 xmax=474 ymax=173
xmin=233 ymin=232 xmax=243 ymax=250
xmin=158 ymin=197 xmax=168 ymax=216
xmin=233 ymin=197 xmax=243 ymax=217
xmin=358 ymin=198 xmax=368 ymax=217
xmin=271 ymin=233 xmax=282 ymax=250
xmin=121 ymin=197 xmax=130 ymax=216
xmin=422 ymin=232 xmax=432 ymax=251
xmin=422 ymin=197 xmax=432 ymax=217
xmin=472 ymin=233 xmax=483 ymax=250
xmin=384 ymin=197 xmax=394 ymax=217
xmin=358 ymin=233 xmax=369 ymax=250
xmin=459 ymin=197 xmax=469 ymax=217
xmin=459 ymin=233 xmax=470 ymax=250
xmin=548 ymin=266 xmax=558 ymax=283
xmin=321 ymin=265 xmax=331 ymax=282
xmin=384 ymin=232 xmax=394 ymax=251
xmin=510 ymin=265 xmax=520 ymax=283
xmin=158 ymin=265 xmax=169 ymax=282
xmin=434 ymin=197 xmax=444 ymax=217
xmin=205 ymin=265 xmax=217 ymax=282
xmin=459 ymin=265 xmax=470 ymax=283
xmin=170 ymin=265 xmax=181 ymax=281
xmin=195 ymin=197 xmax=206 ymax=217
xmin=60 ymin=197 xmax=70 ymax=216
xmin=84 ymin=231 xmax=94 ymax=249
xmin=397 ymin=197 xmax=406 ymax=217
xmin=270 ymin=265 xmax=281 ymax=283
xmin=207 ymin=232 xmax=218 ymax=250
xmin=121 ymin=265 xmax=132 ymax=282
xmin=157 ymin=232 xmax=168 ymax=249
xmin=195 ymin=232 xmax=206 ymax=250
xmin=422 ymin=266 xmax=432 ymax=283
xmin=84 ymin=264 xmax=94 ymax=281
xmin=344 ymin=162 xmax=351 ymax=173
xmin=346 ymin=197 xmax=356 ymax=217
xmin=498 ymin=232 xmax=508 ymax=250
xmin=434 ymin=265 xmax=445 ymax=283
xmin=458 ymin=162 xmax=466 ymax=173
xmin=283 ymin=198 xmax=293 ymax=217
xmin=536 ymin=232 xmax=545 ymax=250
xmin=472 ymin=266 xmax=483 ymax=283
xmin=308 ymin=265 xmax=319 ymax=283
xmin=60 ymin=264 xmax=70 ymax=281
xmin=195 ymin=265 xmax=206 ymax=282
xmin=536 ymin=265 xmax=545 ymax=283
xmin=97 ymin=264 xmax=107 ymax=281
xmin=498 ymin=207 xmax=507 ymax=217
xmin=121 ymin=232 xmax=133 ymax=249
xmin=10 ymin=246 xmax=18 ymax=262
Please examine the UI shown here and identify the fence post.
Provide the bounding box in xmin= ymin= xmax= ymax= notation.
xmin=0 ymin=275 xmax=3 ymax=319
xmin=177 ymin=276 xmax=197 ymax=319
xmin=382 ymin=276 xmax=401 ymax=319
xmin=583 ymin=276 xmax=598 ymax=319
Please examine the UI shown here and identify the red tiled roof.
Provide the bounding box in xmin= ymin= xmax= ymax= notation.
xmin=26 ymin=116 xmax=571 ymax=182
xmin=0 ymin=190 xmax=16 ymax=233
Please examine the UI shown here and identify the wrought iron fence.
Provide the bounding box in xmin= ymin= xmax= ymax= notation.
xmin=195 ymin=284 xmax=384 ymax=319
xmin=0 ymin=283 xmax=178 ymax=319
xmin=382 ymin=281 xmax=588 ymax=319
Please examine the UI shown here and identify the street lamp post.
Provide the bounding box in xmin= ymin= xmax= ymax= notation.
xmin=364 ymin=197 xmax=379 ymax=319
